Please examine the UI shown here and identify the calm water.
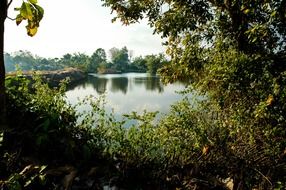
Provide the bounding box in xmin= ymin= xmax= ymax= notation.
xmin=65 ymin=73 xmax=188 ymax=117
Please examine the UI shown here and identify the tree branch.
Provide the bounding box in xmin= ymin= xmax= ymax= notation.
xmin=7 ymin=0 xmax=13 ymax=9
xmin=7 ymin=16 xmax=15 ymax=21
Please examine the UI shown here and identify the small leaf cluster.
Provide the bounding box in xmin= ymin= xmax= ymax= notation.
xmin=15 ymin=0 xmax=44 ymax=36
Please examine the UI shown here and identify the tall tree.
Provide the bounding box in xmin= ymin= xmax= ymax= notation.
xmin=109 ymin=46 xmax=129 ymax=72
xmin=129 ymin=56 xmax=147 ymax=72
xmin=88 ymin=48 xmax=107 ymax=72
xmin=13 ymin=50 xmax=37 ymax=70
xmin=145 ymin=54 xmax=168 ymax=75
xmin=0 ymin=0 xmax=43 ymax=129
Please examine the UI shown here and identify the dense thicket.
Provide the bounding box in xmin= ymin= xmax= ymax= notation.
xmin=100 ymin=0 xmax=286 ymax=189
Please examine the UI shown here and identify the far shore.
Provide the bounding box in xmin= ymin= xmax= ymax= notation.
xmin=6 ymin=68 xmax=87 ymax=87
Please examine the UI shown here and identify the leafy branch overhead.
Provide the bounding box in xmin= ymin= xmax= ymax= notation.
xmin=15 ymin=0 xmax=44 ymax=36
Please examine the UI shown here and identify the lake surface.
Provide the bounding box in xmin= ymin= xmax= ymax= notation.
xmin=65 ymin=73 xmax=188 ymax=117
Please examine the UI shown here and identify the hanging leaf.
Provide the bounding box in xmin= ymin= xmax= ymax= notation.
xmin=26 ymin=26 xmax=38 ymax=37
xmin=35 ymin=4 xmax=44 ymax=21
xmin=20 ymin=2 xmax=33 ymax=20
xmin=14 ymin=1 xmax=44 ymax=37
xmin=28 ymin=0 xmax=38 ymax=4
xmin=16 ymin=15 xmax=24 ymax=25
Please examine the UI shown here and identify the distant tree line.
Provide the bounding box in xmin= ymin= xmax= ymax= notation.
xmin=4 ymin=47 xmax=168 ymax=74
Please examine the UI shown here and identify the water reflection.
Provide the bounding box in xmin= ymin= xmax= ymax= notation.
xmin=110 ymin=77 xmax=128 ymax=94
xmin=89 ymin=77 xmax=108 ymax=95
xmin=133 ymin=76 xmax=164 ymax=93
xmin=66 ymin=73 xmax=187 ymax=115
xmin=68 ymin=73 xmax=165 ymax=94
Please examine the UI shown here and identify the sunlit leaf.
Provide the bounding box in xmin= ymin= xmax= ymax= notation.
xmin=266 ymin=95 xmax=274 ymax=106
xmin=16 ymin=14 xmax=23 ymax=25
xmin=28 ymin=0 xmax=38 ymax=4
xmin=202 ymin=146 xmax=209 ymax=155
xmin=20 ymin=2 xmax=33 ymax=20
xmin=26 ymin=26 xmax=38 ymax=37
xmin=243 ymin=9 xmax=250 ymax=14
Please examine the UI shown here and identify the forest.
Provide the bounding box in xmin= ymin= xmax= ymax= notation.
xmin=0 ymin=0 xmax=286 ymax=190
xmin=4 ymin=47 xmax=167 ymax=74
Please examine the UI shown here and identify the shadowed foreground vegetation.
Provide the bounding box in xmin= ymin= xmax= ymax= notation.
xmin=0 ymin=66 xmax=285 ymax=189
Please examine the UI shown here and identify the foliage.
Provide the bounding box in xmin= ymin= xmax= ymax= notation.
xmin=14 ymin=0 xmax=44 ymax=36
xmin=0 ymin=165 xmax=47 ymax=190
xmin=102 ymin=0 xmax=286 ymax=54
xmin=88 ymin=48 xmax=107 ymax=73
xmin=101 ymin=0 xmax=286 ymax=188
xmin=109 ymin=46 xmax=130 ymax=72
xmin=145 ymin=53 xmax=168 ymax=75
xmin=1 ymin=69 xmax=285 ymax=189
xmin=129 ymin=55 xmax=147 ymax=72
xmin=1 ymin=74 xmax=97 ymax=170
xmin=7 ymin=50 xmax=63 ymax=72
xmin=5 ymin=47 xmax=168 ymax=74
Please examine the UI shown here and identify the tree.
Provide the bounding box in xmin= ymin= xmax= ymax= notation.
xmin=70 ymin=53 xmax=90 ymax=71
xmin=145 ymin=54 xmax=167 ymax=75
xmin=103 ymin=0 xmax=286 ymax=188
xmin=0 ymin=0 xmax=43 ymax=129
xmin=109 ymin=46 xmax=129 ymax=72
xmin=4 ymin=53 xmax=14 ymax=72
xmin=13 ymin=50 xmax=37 ymax=70
xmin=88 ymin=48 xmax=107 ymax=73
xmin=129 ymin=56 xmax=147 ymax=72
xmin=102 ymin=0 xmax=286 ymax=77
xmin=4 ymin=51 xmax=64 ymax=72
xmin=58 ymin=53 xmax=90 ymax=71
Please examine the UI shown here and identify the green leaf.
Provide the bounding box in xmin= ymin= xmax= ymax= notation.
xmin=20 ymin=2 xmax=33 ymax=20
xmin=16 ymin=14 xmax=23 ymax=25
xmin=28 ymin=0 xmax=38 ymax=4
xmin=243 ymin=9 xmax=250 ymax=14
xmin=39 ymin=165 xmax=47 ymax=173
xmin=271 ymin=11 xmax=277 ymax=17
xmin=26 ymin=19 xmax=39 ymax=36
xmin=35 ymin=4 xmax=44 ymax=21
xmin=26 ymin=25 xmax=38 ymax=36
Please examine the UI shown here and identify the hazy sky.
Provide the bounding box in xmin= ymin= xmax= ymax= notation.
xmin=4 ymin=0 xmax=165 ymax=58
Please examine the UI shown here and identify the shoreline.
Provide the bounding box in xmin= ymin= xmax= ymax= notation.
xmin=6 ymin=68 xmax=87 ymax=87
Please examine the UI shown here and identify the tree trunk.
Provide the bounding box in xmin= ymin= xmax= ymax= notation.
xmin=226 ymin=2 xmax=250 ymax=53
xmin=0 ymin=0 xmax=7 ymax=130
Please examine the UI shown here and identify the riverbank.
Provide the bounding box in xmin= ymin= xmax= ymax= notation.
xmin=6 ymin=68 xmax=87 ymax=86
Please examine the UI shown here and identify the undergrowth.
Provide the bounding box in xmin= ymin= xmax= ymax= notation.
xmin=0 ymin=71 xmax=285 ymax=190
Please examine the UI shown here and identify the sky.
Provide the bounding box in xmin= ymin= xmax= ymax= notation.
xmin=4 ymin=0 xmax=165 ymax=58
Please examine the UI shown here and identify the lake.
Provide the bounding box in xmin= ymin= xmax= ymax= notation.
xmin=65 ymin=73 xmax=188 ymax=118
